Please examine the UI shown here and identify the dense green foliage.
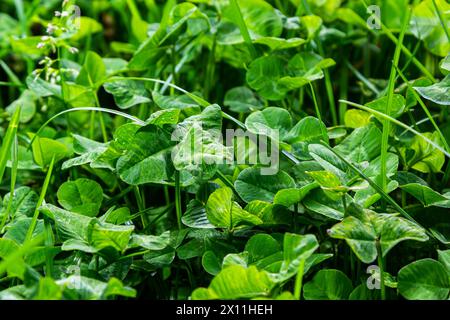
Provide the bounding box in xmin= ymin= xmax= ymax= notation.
xmin=0 ymin=0 xmax=449 ymax=300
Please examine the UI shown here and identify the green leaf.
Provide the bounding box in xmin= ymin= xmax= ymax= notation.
xmin=128 ymin=232 xmax=171 ymax=251
xmin=405 ymin=131 xmax=445 ymax=173
xmin=0 ymin=238 xmax=26 ymax=279
xmin=41 ymin=204 xmax=93 ymax=252
xmin=41 ymin=204 xmax=134 ymax=254
xmin=70 ymin=17 xmax=103 ymax=41
xmin=303 ymin=269 xmax=353 ymax=300
xmin=129 ymin=3 xmax=208 ymax=70
xmin=202 ymin=251 xmax=222 ymax=276
xmin=1 ymin=187 xmax=38 ymax=218
xmin=235 ymin=168 xmax=296 ymax=203
xmin=379 ymin=217 xmax=428 ymax=256
xmin=57 ymin=178 xmax=103 ymax=217
xmin=306 ymin=170 xmax=347 ymax=201
xmin=102 ymin=207 xmax=131 ymax=225
xmin=172 ymin=117 xmax=232 ymax=182
xmin=273 ymin=183 xmax=319 ymax=207
xmin=334 ymin=124 xmax=382 ymax=163
xmin=245 ymin=107 xmax=292 ymax=140
xmin=246 ymin=53 xmax=335 ymax=100
xmin=29 ymin=134 xmax=73 ymax=168
xmin=329 ymin=204 xmax=428 ymax=262
xmin=57 ymin=276 xmax=136 ymax=299
xmin=6 ymin=90 xmax=36 ymax=123
xmin=4 ymin=218 xmax=44 ymax=244
xmin=191 ymin=265 xmax=275 ymax=300
xmin=349 ymin=284 xmax=380 ymax=300
xmin=224 ymin=87 xmax=263 ymax=113
xmin=182 ymin=200 xmax=215 ymax=229
xmin=62 ymin=82 xmax=96 ymax=107
xmin=308 ymin=144 xmax=349 ymax=181
xmin=117 ymin=125 xmax=174 ymax=185
xmin=34 ymin=277 xmax=62 ymax=300
xmin=279 ymin=233 xmax=319 ymax=278
xmin=328 ymin=216 xmax=378 ymax=263
xmin=205 ymin=187 xmax=262 ymax=229
xmin=437 ymin=250 xmax=450 ymax=272
xmin=278 ymin=53 xmax=335 ymax=90
xmin=440 ymin=54 xmax=450 ymax=74
xmin=410 ymin=0 xmax=450 ymax=57
xmin=301 ymin=15 xmax=323 ymax=39
xmin=220 ymin=0 xmax=282 ymax=44
xmin=89 ymin=221 xmax=134 ymax=253
xmin=286 ymin=117 xmax=329 ymax=159
xmin=366 ymin=94 xmax=406 ymax=119
xmin=414 ymin=75 xmax=450 ymax=106
xmin=245 ymin=234 xmax=282 ymax=271
xmin=152 ymin=91 xmax=199 ymax=111
xmin=61 ymin=135 xmax=109 ymax=170
xmin=104 ymin=80 xmax=151 ymax=109
xmin=254 ymin=37 xmax=306 ymax=51
xmin=303 ymin=189 xmax=346 ymax=221
xmin=398 ymin=259 xmax=450 ymax=300
xmin=246 ymin=55 xmax=287 ymax=101
xmin=401 ymin=183 xmax=450 ymax=208
xmin=76 ymin=51 xmax=107 ymax=87
xmin=26 ymin=75 xmax=61 ymax=97
xmin=344 ymin=109 xmax=371 ymax=129
xmin=146 ymin=109 xmax=180 ymax=126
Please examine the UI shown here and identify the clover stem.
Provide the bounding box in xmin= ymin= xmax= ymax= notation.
xmin=134 ymin=186 xmax=147 ymax=228
xmin=44 ymin=216 xmax=54 ymax=277
xmin=376 ymin=241 xmax=386 ymax=300
xmin=342 ymin=195 xmax=347 ymax=213
xmin=301 ymin=0 xmax=338 ymax=126
xmin=94 ymin=90 xmax=108 ymax=143
xmin=294 ymin=259 xmax=306 ymax=300
xmin=293 ymin=203 xmax=298 ymax=233
xmin=175 ymin=170 xmax=182 ymax=230
xmin=309 ymin=83 xmax=328 ymax=142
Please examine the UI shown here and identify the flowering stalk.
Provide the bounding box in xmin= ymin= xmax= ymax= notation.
xmin=33 ymin=0 xmax=79 ymax=84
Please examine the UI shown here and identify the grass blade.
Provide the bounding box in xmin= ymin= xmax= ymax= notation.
xmin=0 ymin=135 xmax=18 ymax=232
xmin=380 ymin=10 xmax=410 ymax=193
xmin=25 ymin=155 xmax=55 ymax=242
xmin=339 ymin=99 xmax=450 ymax=159
xmin=0 ymin=107 xmax=21 ymax=184
xmin=360 ymin=0 xmax=436 ymax=82
xmin=229 ymin=0 xmax=258 ymax=60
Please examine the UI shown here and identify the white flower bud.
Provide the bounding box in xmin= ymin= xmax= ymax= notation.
xmin=55 ymin=11 xmax=61 ymax=17
xmin=68 ymin=47 xmax=79 ymax=54
xmin=37 ymin=42 xmax=45 ymax=49
xmin=46 ymin=23 xmax=56 ymax=34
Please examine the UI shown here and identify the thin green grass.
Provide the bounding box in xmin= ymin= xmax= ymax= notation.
xmin=380 ymin=10 xmax=410 ymax=194
xmin=302 ymin=0 xmax=338 ymax=126
xmin=0 ymin=135 xmax=18 ymax=232
xmin=25 ymin=155 xmax=55 ymax=241
xmin=310 ymin=83 xmax=328 ymax=142
xmin=432 ymin=0 xmax=450 ymax=42
xmin=360 ymin=0 xmax=436 ymax=82
xmin=229 ymin=0 xmax=258 ymax=60
xmin=339 ymin=100 xmax=450 ymax=159
xmin=0 ymin=107 xmax=21 ymax=184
